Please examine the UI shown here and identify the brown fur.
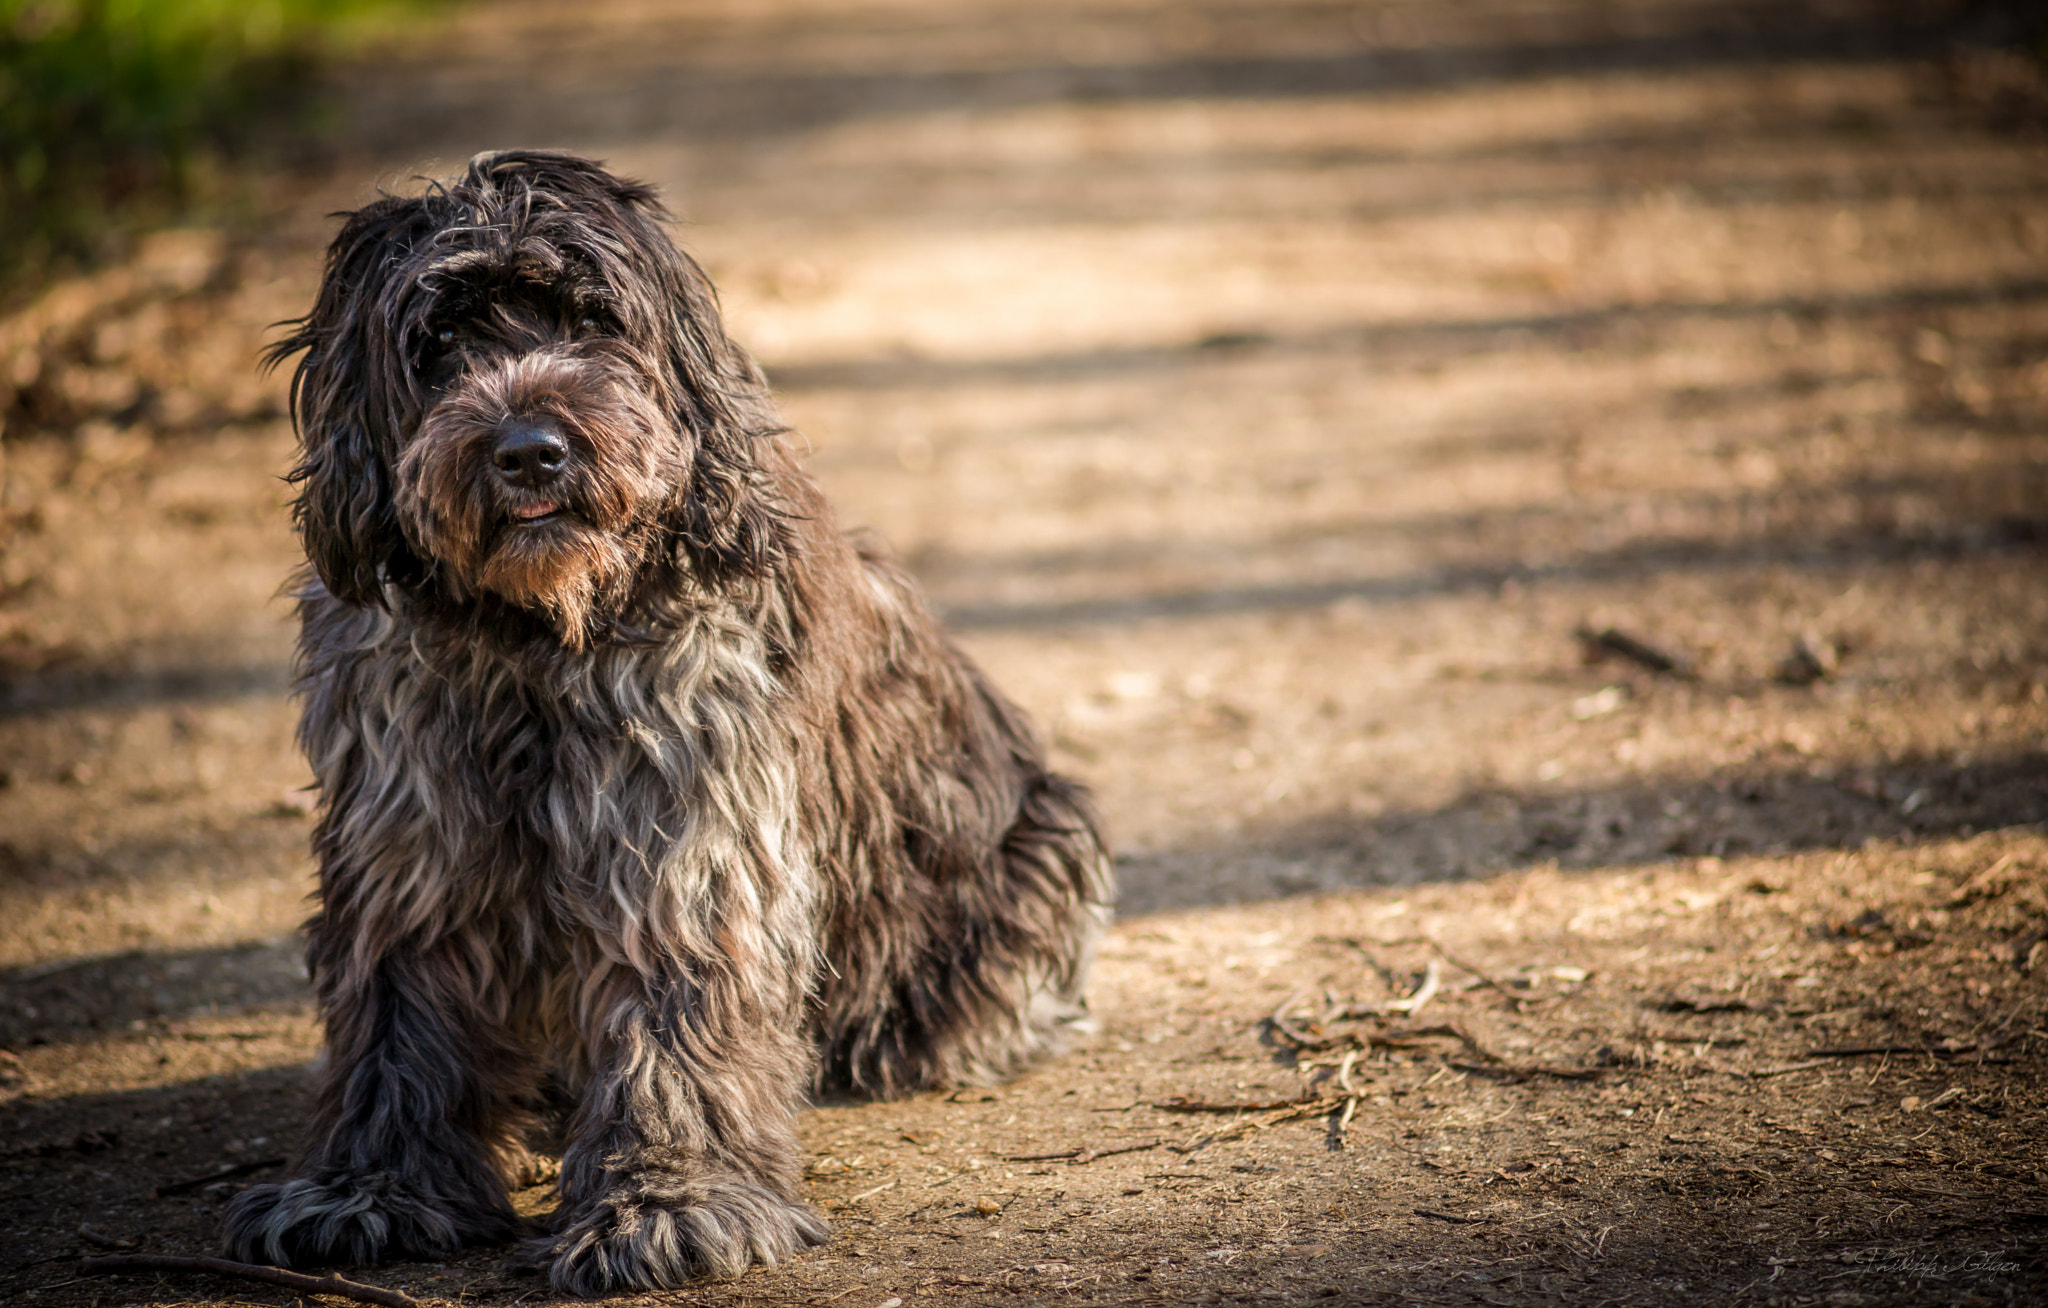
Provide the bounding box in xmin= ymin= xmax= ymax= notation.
xmin=222 ymin=150 xmax=1113 ymax=1294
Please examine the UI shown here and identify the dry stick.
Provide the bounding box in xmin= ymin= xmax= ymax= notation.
xmin=1385 ymin=959 xmax=1442 ymax=1016
xmin=1004 ymin=1139 xmax=1162 ymax=1164
xmin=1265 ymin=1014 xmax=1482 ymax=1061
xmin=151 ymin=1156 xmax=286 ymax=1198
xmin=1173 ymin=1096 xmax=1343 ymax=1153
xmin=75 ymin=1224 xmax=134 ymax=1251
xmin=1403 ymin=941 xmax=1534 ymax=1009
xmin=1154 ymin=1094 xmax=1331 ymax=1114
xmin=1950 ymin=854 xmax=2018 ymax=906
xmin=1332 ymin=1062 xmax=1362 ymax=1146
xmin=1971 ymin=998 xmax=2034 ymax=1048
xmin=842 ymin=1177 xmax=898 ymax=1205
xmin=1335 ymin=1048 xmax=1360 ymax=1097
xmin=1405 ymin=1022 xmax=1603 ymax=1083
xmin=1744 ymin=1059 xmax=1833 ymax=1079
xmin=1267 ymin=971 xmax=1449 ymax=1053
xmin=1456 ymin=948 xmax=1555 ymax=1008
xmin=1267 ymin=986 xmax=1331 ymax=1050
xmin=1574 ymin=624 xmax=1694 ymax=678
xmin=1067 ymin=1139 xmax=1163 ymax=1164
xmin=80 ymin=1254 xmax=420 ymax=1308
xmin=1418 ymin=940 xmax=1557 ymax=1011
xmin=1318 ymin=986 xmax=1341 ymax=1026
xmin=1450 ymin=1060 xmax=1605 ymax=1084
xmin=1403 ymin=1023 xmax=1502 ymax=1064
xmin=1808 ymin=1044 xmax=1974 ymax=1059
xmin=1331 ymin=1095 xmax=1360 ymax=1150
xmin=1264 ymin=999 xmax=1608 ymax=1084
xmin=1326 ymin=1049 xmax=1364 ymax=1153
xmin=1322 ymin=934 xmax=1549 ymax=1012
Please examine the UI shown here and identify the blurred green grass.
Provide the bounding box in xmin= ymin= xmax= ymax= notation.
xmin=1 ymin=0 xmax=437 ymax=288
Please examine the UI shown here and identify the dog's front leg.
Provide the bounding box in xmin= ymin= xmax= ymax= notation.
xmin=224 ymin=940 xmax=534 ymax=1267
xmin=540 ymin=957 xmax=829 ymax=1292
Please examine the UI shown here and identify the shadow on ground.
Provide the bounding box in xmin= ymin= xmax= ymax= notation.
xmin=0 ymin=942 xmax=305 ymax=1050
xmin=345 ymin=0 xmax=1972 ymax=153
xmin=7 ymin=745 xmax=2042 ymax=1040
xmin=1119 ymin=747 xmax=2048 ymax=914
xmin=769 ymin=274 xmax=2048 ymax=395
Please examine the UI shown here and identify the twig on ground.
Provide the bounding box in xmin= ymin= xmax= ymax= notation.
xmin=842 ymin=1177 xmax=898 ymax=1204
xmin=1808 ymin=1044 xmax=1974 ymax=1059
xmin=1401 ymin=1023 xmax=1502 ymax=1063
xmin=1318 ymin=934 xmax=1552 ymax=1011
xmin=1423 ymin=942 xmax=1547 ymax=1010
xmin=1414 ymin=1208 xmax=1495 ymax=1224
xmin=1743 ymin=1059 xmax=1832 ymax=1078
xmin=1450 ymin=1060 xmax=1604 ymax=1084
xmin=1264 ymin=984 xmax=1591 ymax=1088
xmin=1329 ymin=1093 xmax=1361 ymax=1152
xmin=1267 ymin=986 xmax=1333 ymax=1049
xmin=1323 ymin=1049 xmax=1364 ymax=1152
xmin=151 ymin=1157 xmax=286 ymax=1198
xmin=75 ymin=1224 xmax=135 ymax=1250
xmin=1171 ymin=1096 xmax=1343 ymax=1152
xmin=1004 ymin=1139 xmax=1161 ymax=1164
xmin=80 ymin=1254 xmax=420 ymax=1308
xmin=1155 ymin=1094 xmax=1331 ymax=1114
xmin=1267 ymin=1011 xmax=1518 ymax=1064
xmin=1656 ymin=995 xmax=1769 ymax=1015
xmin=1950 ymin=854 xmax=2019 ymax=907
xmin=1417 ymin=1024 xmax=1601 ymax=1082
xmin=1385 ymin=959 xmax=1441 ymax=1015
xmin=1574 ymin=624 xmax=1695 ymax=678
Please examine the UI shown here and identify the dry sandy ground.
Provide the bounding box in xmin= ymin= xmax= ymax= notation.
xmin=4 ymin=1 xmax=2048 ymax=1304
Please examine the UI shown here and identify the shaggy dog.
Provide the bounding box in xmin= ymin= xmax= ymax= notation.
xmin=223 ymin=150 xmax=1112 ymax=1294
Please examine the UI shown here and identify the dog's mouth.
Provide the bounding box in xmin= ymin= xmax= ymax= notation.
xmin=508 ymin=499 xmax=565 ymax=525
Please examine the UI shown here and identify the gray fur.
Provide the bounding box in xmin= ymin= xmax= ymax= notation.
xmin=222 ymin=151 xmax=1112 ymax=1293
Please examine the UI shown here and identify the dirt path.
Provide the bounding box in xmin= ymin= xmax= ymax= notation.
xmin=4 ymin=1 xmax=2048 ymax=1304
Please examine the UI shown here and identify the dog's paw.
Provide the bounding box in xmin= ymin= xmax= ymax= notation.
xmin=540 ymin=1173 xmax=830 ymax=1292
xmin=224 ymin=1172 xmax=517 ymax=1267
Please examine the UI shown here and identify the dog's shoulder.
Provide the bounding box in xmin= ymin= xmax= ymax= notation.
xmin=295 ymin=571 xmax=405 ymax=659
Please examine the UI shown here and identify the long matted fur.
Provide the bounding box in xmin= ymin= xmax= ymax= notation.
xmin=222 ymin=150 xmax=1112 ymax=1294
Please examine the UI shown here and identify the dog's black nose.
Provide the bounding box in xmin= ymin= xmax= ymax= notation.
xmin=492 ymin=420 xmax=569 ymax=487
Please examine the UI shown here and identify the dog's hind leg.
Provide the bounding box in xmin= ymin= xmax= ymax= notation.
xmin=223 ymin=936 xmax=539 ymax=1267
xmin=535 ymin=951 xmax=830 ymax=1292
xmin=815 ymin=708 xmax=1114 ymax=1098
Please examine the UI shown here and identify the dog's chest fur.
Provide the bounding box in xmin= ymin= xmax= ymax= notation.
xmin=297 ymin=584 xmax=820 ymax=998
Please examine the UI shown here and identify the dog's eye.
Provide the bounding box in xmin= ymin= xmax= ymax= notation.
xmin=435 ymin=326 xmax=457 ymax=345
xmin=577 ymin=316 xmax=602 ymax=336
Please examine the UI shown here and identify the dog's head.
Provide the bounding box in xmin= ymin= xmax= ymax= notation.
xmin=274 ymin=150 xmax=788 ymax=645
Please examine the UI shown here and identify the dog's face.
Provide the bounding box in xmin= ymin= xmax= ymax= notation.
xmin=278 ymin=150 xmax=784 ymax=645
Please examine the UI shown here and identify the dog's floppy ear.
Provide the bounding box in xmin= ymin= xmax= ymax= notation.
xmin=650 ymin=242 xmax=793 ymax=587
xmin=270 ymin=197 xmax=434 ymax=607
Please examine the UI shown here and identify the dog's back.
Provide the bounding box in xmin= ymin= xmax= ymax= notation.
xmin=794 ymin=523 xmax=1111 ymax=1096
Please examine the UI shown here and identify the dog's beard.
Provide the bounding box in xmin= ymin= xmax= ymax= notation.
xmin=395 ymin=348 xmax=683 ymax=645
